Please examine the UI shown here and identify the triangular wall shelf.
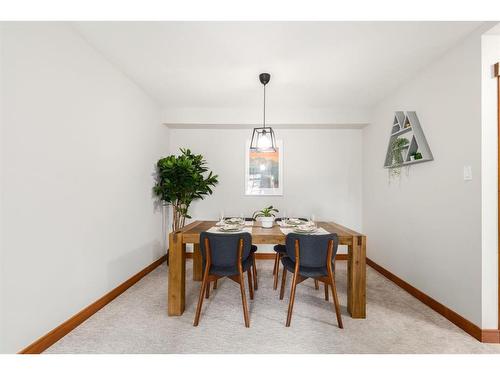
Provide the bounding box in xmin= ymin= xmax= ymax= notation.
xmin=384 ymin=111 xmax=433 ymax=168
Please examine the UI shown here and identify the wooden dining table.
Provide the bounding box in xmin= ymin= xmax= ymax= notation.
xmin=168 ymin=220 xmax=367 ymax=319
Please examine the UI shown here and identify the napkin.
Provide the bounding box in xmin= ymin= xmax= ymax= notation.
xmin=207 ymin=226 xmax=253 ymax=234
xmin=279 ymin=227 xmax=330 ymax=236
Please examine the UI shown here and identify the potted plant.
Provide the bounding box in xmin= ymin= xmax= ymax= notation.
xmin=153 ymin=148 xmax=218 ymax=232
xmin=409 ymin=151 xmax=422 ymax=161
xmin=253 ymin=206 xmax=279 ymax=228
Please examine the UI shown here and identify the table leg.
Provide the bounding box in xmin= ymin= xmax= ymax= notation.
xmin=192 ymin=243 xmax=203 ymax=281
xmin=168 ymin=231 xmax=186 ymax=316
xmin=347 ymin=235 xmax=366 ymax=318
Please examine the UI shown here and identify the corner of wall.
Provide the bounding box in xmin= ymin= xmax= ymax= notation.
xmin=0 ymin=22 xmax=5 ymax=350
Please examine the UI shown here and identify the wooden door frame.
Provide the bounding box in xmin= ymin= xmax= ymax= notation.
xmin=496 ymin=62 xmax=500 ymax=331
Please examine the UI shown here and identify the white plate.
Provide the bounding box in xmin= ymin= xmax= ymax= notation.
xmin=218 ymin=226 xmax=242 ymax=232
xmin=284 ymin=218 xmax=306 ymax=226
xmin=293 ymin=227 xmax=318 ymax=234
xmin=224 ymin=218 xmax=243 ymax=224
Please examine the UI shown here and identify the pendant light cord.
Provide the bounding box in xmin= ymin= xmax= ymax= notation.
xmin=263 ymin=84 xmax=266 ymax=129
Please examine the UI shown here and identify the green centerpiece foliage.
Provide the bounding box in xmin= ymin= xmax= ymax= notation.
xmin=153 ymin=148 xmax=218 ymax=231
xmin=253 ymin=205 xmax=279 ymax=218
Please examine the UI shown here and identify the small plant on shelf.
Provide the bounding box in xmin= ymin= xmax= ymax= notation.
xmin=409 ymin=151 xmax=423 ymax=161
xmin=253 ymin=205 xmax=279 ymax=228
xmin=389 ymin=137 xmax=409 ymax=180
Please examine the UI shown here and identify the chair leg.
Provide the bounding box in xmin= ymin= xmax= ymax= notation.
xmin=328 ymin=271 xmax=343 ymax=329
xmin=238 ymin=273 xmax=250 ymax=327
xmin=247 ymin=268 xmax=254 ymax=300
xmin=279 ymin=267 xmax=287 ymax=300
xmin=252 ymin=256 xmax=258 ymax=290
xmin=205 ymin=282 xmax=210 ymax=299
xmin=273 ymin=253 xmax=280 ymax=290
xmin=193 ymin=276 xmax=209 ymax=326
xmin=314 ymin=279 xmax=319 ymax=290
xmin=324 ymin=281 xmax=329 ymax=301
xmin=286 ymin=272 xmax=298 ymax=327
xmin=213 ymin=279 xmax=218 ymax=289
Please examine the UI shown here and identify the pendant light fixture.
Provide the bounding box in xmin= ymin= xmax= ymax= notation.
xmin=250 ymin=73 xmax=277 ymax=152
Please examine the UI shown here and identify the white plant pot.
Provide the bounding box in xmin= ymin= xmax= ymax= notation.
xmin=260 ymin=216 xmax=274 ymax=228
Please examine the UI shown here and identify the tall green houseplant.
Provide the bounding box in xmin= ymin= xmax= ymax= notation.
xmin=153 ymin=148 xmax=218 ymax=231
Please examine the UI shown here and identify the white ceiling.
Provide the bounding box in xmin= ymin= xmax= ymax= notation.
xmin=74 ymin=22 xmax=483 ymax=118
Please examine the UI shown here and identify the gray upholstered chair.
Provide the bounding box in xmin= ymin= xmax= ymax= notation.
xmin=279 ymin=233 xmax=343 ymax=328
xmin=273 ymin=218 xmax=320 ymax=290
xmin=193 ymin=231 xmax=254 ymax=327
xmin=218 ymin=217 xmax=258 ymax=290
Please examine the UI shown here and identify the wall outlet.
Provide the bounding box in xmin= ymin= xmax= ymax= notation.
xmin=463 ymin=166 xmax=472 ymax=181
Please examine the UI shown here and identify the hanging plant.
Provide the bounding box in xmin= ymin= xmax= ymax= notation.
xmin=388 ymin=137 xmax=409 ymax=180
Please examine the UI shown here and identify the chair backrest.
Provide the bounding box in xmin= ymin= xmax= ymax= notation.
xmin=285 ymin=233 xmax=339 ymax=268
xmin=200 ymin=232 xmax=252 ymax=268
xmin=275 ymin=217 xmax=308 ymax=222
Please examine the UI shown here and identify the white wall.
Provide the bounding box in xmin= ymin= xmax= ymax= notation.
xmin=169 ymin=127 xmax=363 ymax=254
xmin=363 ymin=26 xmax=495 ymax=328
xmin=162 ymin=107 xmax=370 ymax=126
xmin=0 ymin=23 xmax=167 ymax=353
xmin=481 ymin=32 xmax=500 ymax=328
xmin=0 ymin=24 xmax=4 ymax=345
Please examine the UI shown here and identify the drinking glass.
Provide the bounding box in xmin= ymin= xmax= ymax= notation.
xmin=308 ymin=214 xmax=316 ymax=228
xmin=219 ymin=210 xmax=225 ymax=224
xmin=281 ymin=210 xmax=288 ymax=226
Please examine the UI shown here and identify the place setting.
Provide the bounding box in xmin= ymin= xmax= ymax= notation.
xmin=278 ymin=213 xmax=330 ymax=235
xmin=208 ymin=209 xmax=331 ymax=235
xmin=208 ymin=212 xmax=253 ymax=233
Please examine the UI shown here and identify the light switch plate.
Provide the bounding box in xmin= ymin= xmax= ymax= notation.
xmin=463 ymin=166 xmax=472 ymax=181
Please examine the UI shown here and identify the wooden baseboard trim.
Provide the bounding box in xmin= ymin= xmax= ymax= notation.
xmin=367 ymin=257 xmax=499 ymax=343
xmin=19 ymin=254 xmax=167 ymax=354
xmin=482 ymin=329 xmax=500 ymax=343
xmin=186 ymin=252 xmax=349 ymax=261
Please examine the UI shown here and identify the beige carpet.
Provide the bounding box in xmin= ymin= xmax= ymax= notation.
xmin=45 ymin=260 xmax=500 ymax=354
